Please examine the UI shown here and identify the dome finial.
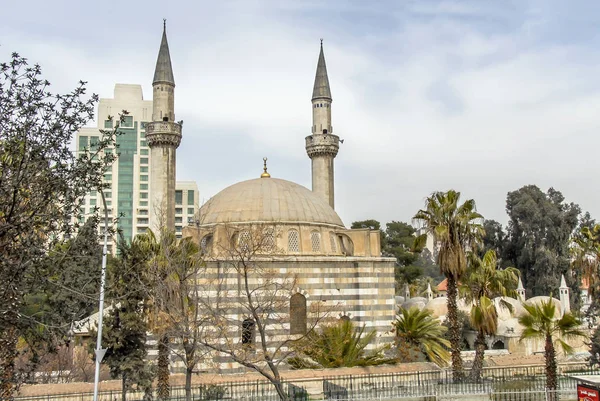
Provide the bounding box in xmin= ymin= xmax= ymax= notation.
xmin=261 ymin=157 xmax=271 ymax=178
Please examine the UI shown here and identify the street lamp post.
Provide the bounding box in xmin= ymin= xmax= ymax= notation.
xmin=92 ymin=190 xmax=109 ymax=401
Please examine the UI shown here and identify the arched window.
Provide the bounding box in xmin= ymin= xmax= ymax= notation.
xmin=290 ymin=293 xmax=307 ymax=335
xmin=329 ymin=232 xmax=337 ymax=253
xmin=310 ymin=231 xmax=321 ymax=252
xmin=200 ymin=234 xmax=213 ymax=254
xmin=263 ymin=227 xmax=275 ymax=252
xmin=239 ymin=230 xmax=251 ymax=252
xmin=242 ymin=318 xmax=255 ymax=345
xmin=288 ymin=229 xmax=300 ymax=252
xmin=492 ymin=340 xmax=505 ymax=350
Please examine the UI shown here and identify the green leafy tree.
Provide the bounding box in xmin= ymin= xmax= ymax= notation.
xmin=518 ymin=298 xmax=586 ymax=390
xmin=393 ymin=307 xmax=449 ymax=366
xmin=0 ymin=53 xmax=117 ymax=398
xmin=481 ymin=220 xmax=507 ymax=260
xmin=289 ymin=320 xmax=394 ymax=369
xmin=385 ymin=221 xmax=425 ymax=288
xmin=91 ymin=234 xmax=154 ymax=401
xmin=413 ymin=190 xmax=484 ymax=380
xmin=460 ymin=250 xmax=519 ymax=382
xmin=504 ymin=186 xmax=580 ymax=307
xmin=572 ymin=222 xmax=600 ymax=315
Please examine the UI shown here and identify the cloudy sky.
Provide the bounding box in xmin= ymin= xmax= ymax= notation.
xmin=2 ymin=0 xmax=599 ymax=227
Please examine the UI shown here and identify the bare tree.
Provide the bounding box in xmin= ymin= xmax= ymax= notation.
xmin=193 ymin=223 xmax=330 ymax=401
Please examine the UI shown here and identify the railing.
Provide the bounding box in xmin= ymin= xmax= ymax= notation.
xmin=15 ymin=363 xmax=599 ymax=401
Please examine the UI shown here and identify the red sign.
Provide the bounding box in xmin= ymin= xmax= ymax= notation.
xmin=578 ymin=384 xmax=600 ymax=401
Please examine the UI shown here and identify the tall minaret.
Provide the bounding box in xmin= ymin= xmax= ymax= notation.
xmin=305 ymin=40 xmax=339 ymax=209
xmin=516 ymin=277 xmax=526 ymax=301
xmin=559 ymin=274 xmax=571 ymax=314
xmin=147 ymin=20 xmax=181 ymax=232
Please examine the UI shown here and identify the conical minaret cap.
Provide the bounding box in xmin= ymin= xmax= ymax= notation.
xmin=560 ymin=274 xmax=568 ymax=288
xmin=153 ymin=20 xmax=175 ymax=86
xmin=517 ymin=277 xmax=524 ymax=290
xmin=426 ymin=283 xmax=432 ymax=293
xmin=312 ymin=40 xmax=332 ymax=101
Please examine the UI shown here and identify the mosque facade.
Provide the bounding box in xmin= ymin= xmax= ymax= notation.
xmin=148 ymin=25 xmax=396 ymax=373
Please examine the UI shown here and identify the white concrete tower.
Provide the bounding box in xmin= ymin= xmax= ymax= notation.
xmin=147 ymin=21 xmax=182 ymax=232
xmin=305 ymin=40 xmax=339 ymax=209
xmin=517 ymin=277 xmax=526 ymax=301
xmin=559 ymin=274 xmax=571 ymax=314
xmin=426 ymin=283 xmax=433 ymax=302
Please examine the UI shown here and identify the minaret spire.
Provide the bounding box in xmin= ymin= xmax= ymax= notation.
xmin=153 ymin=20 xmax=175 ymax=86
xmin=306 ymin=40 xmax=339 ymax=209
xmin=312 ymin=39 xmax=332 ymax=101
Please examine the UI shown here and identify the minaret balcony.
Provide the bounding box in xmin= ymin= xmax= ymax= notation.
xmin=146 ymin=121 xmax=182 ymax=148
xmin=305 ymin=133 xmax=339 ymax=158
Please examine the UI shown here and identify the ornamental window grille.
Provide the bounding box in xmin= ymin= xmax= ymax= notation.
xmin=311 ymin=231 xmax=321 ymax=252
xmin=288 ymin=229 xmax=300 ymax=252
xmin=329 ymin=232 xmax=337 ymax=253
xmin=239 ymin=230 xmax=251 ymax=252
xmin=263 ymin=228 xmax=275 ymax=252
xmin=200 ymin=235 xmax=213 ymax=253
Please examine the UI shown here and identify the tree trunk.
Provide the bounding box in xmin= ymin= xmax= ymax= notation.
xmin=469 ymin=331 xmax=486 ymax=383
xmin=446 ymin=275 xmax=464 ymax=381
xmin=121 ymin=372 xmax=127 ymax=401
xmin=545 ymin=334 xmax=557 ymax=391
xmin=272 ymin=378 xmax=289 ymax=401
xmin=0 ymin=325 xmax=18 ymax=401
xmin=157 ymin=335 xmax=170 ymax=401
xmin=185 ymin=366 xmax=193 ymax=401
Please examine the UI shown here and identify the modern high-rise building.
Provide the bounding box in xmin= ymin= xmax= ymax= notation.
xmin=75 ymin=84 xmax=198 ymax=252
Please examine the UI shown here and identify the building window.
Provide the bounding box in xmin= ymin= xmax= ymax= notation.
xmin=140 ymin=148 xmax=148 ymax=155
xmin=175 ymin=217 xmax=182 ymax=223
xmin=239 ymin=230 xmax=251 ymax=252
xmin=242 ymin=318 xmax=255 ymax=345
xmin=104 ymin=174 xmax=112 ymax=181
xmin=140 ymin=183 xmax=148 ymax=190
xmin=139 ymin=201 xmax=148 ymax=206
xmin=121 ymin=115 xmax=134 ymax=128
xmin=138 ymin=209 xmax=148 ymax=215
xmin=175 ymin=207 xmax=182 ymax=214
xmin=188 ymin=207 xmax=194 ymax=215
xmin=138 ymin=227 xmax=147 ymax=234
xmin=200 ymin=234 xmax=213 ymax=254
xmin=176 ymin=226 xmax=182 ymax=233
xmin=140 ymin=166 xmax=148 ymax=173
xmin=175 ymin=190 xmax=183 ymax=205
xmin=140 ymin=141 xmax=147 ymax=148
xmin=104 ymin=120 xmax=113 ymax=129
xmin=288 ymin=229 xmax=299 ymax=252
xmin=310 ymin=231 xmax=321 ymax=252
xmin=263 ymin=228 xmax=275 ymax=252
xmin=140 ymin=192 xmax=148 ymax=199
xmin=140 ymin=175 xmax=148 ymax=182
xmin=329 ymin=232 xmax=337 ymax=253
xmin=187 ymin=190 xmax=195 ymax=205
xmin=140 ymin=121 xmax=148 ymax=130
xmin=78 ymin=136 xmax=88 ymax=151
xmin=140 ymin=158 xmax=148 ymax=165
xmin=90 ymin=199 xmax=97 ymax=206
xmin=137 ymin=218 xmax=148 ymax=224
xmin=104 ymin=191 xmax=111 ymax=199
xmin=106 ymin=200 xmax=112 ymax=206
xmin=290 ymin=293 xmax=307 ymax=335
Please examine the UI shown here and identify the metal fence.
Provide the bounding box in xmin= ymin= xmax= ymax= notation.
xmin=14 ymin=363 xmax=600 ymax=401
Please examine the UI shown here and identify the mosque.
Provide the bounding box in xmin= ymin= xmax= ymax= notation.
xmin=144 ymin=24 xmax=396 ymax=373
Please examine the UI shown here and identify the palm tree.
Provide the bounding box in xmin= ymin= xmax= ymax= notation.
xmin=518 ymin=298 xmax=585 ymax=390
xmin=288 ymin=320 xmax=395 ymax=369
xmin=413 ymin=190 xmax=484 ymax=379
xmin=393 ymin=307 xmax=450 ymax=366
xmin=572 ymin=223 xmax=600 ymax=307
xmin=460 ymin=250 xmax=519 ymax=381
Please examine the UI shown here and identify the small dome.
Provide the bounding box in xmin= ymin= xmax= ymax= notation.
xmin=425 ymin=297 xmax=448 ymax=318
xmin=401 ymin=297 xmax=428 ymax=311
xmin=494 ymin=297 xmax=526 ymax=321
xmin=525 ymin=296 xmax=562 ymax=317
xmin=199 ymin=178 xmax=344 ymax=227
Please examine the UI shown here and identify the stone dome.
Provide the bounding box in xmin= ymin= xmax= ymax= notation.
xmin=425 ymin=297 xmax=448 ymax=318
xmin=401 ymin=297 xmax=428 ymax=311
xmin=199 ymin=178 xmax=344 ymax=227
xmin=525 ymin=296 xmax=562 ymax=317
